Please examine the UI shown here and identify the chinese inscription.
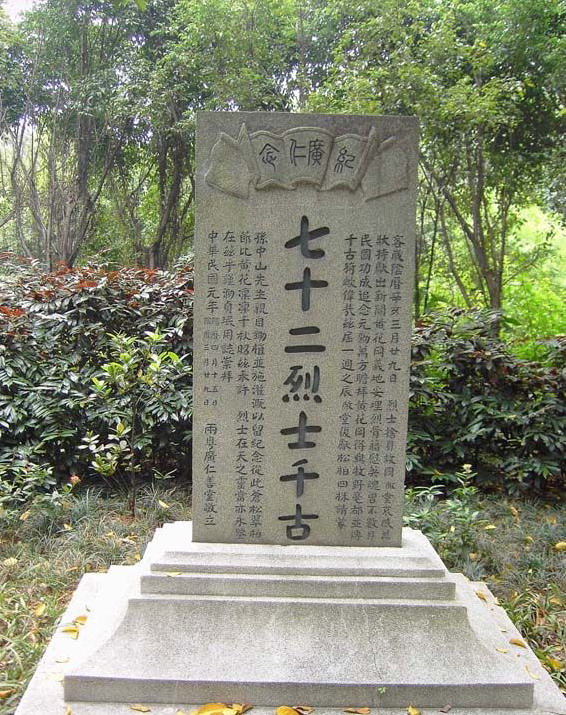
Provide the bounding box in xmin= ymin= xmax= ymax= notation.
xmin=194 ymin=111 xmax=418 ymax=546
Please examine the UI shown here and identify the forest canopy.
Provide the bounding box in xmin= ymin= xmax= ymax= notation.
xmin=0 ymin=0 xmax=564 ymax=347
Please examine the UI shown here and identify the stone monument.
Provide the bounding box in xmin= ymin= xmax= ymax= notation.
xmin=193 ymin=112 xmax=417 ymax=547
xmin=15 ymin=113 xmax=566 ymax=715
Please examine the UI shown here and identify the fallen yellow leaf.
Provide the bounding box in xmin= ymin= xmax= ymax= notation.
xmin=276 ymin=707 xmax=300 ymax=715
xmin=130 ymin=706 xmax=151 ymax=713
xmin=293 ymin=707 xmax=314 ymax=715
xmin=475 ymin=591 xmax=488 ymax=602
xmin=74 ymin=615 xmax=88 ymax=625
xmin=63 ymin=523 xmax=73 ymax=531
xmin=509 ymin=638 xmax=527 ymax=648
xmin=165 ymin=571 xmax=183 ymax=577
xmin=19 ymin=510 xmax=31 ymax=521
xmin=554 ymin=541 xmax=566 ymax=552
xmin=65 ymin=706 xmax=73 ymax=715
xmin=192 ymin=704 xmax=235 ymax=715
xmin=158 ymin=500 xmax=170 ymax=509
xmin=0 ymin=689 xmax=14 ymax=700
xmin=34 ymin=602 xmax=46 ymax=617
xmin=2 ymin=557 xmax=18 ymax=567
xmin=546 ymin=657 xmax=564 ymax=671
xmin=46 ymin=672 xmax=63 ymax=682
xmin=407 ymin=707 xmax=421 ymax=715
xmin=484 ymin=524 xmax=497 ymax=531
xmin=61 ymin=625 xmax=79 ymax=639
xmin=344 ymin=709 xmax=370 ymax=714
xmin=496 ymin=647 xmax=509 ymax=653
xmin=55 ymin=656 xmax=70 ymax=663
xmin=232 ymin=705 xmax=254 ymax=715
xmin=525 ymin=665 xmax=541 ymax=680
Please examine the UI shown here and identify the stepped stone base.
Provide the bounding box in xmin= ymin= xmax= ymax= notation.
xmin=16 ymin=522 xmax=566 ymax=715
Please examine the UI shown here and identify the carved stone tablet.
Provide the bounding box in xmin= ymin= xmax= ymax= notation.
xmin=193 ymin=112 xmax=418 ymax=546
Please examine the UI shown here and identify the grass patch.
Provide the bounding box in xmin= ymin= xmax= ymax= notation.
xmin=0 ymin=484 xmax=564 ymax=713
xmin=405 ymin=482 xmax=566 ymax=690
xmin=0 ymin=485 xmax=192 ymax=714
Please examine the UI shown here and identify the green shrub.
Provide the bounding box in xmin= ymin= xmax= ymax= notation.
xmin=1 ymin=256 xmax=563 ymax=505
xmin=0 ymin=254 xmax=193 ymax=501
xmin=408 ymin=309 xmax=565 ymax=493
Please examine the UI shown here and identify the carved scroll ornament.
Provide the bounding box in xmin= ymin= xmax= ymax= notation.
xmin=205 ymin=124 xmax=409 ymax=201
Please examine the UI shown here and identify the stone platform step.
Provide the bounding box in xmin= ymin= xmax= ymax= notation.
xmin=141 ymin=570 xmax=456 ymax=599
xmin=64 ymin=594 xmax=532 ymax=708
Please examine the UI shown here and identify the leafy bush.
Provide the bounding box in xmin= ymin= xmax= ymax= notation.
xmin=408 ymin=309 xmax=565 ymax=493
xmin=1 ymin=257 xmax=563 ymax=506
xmin=0 ymin=254 xmax=193 ymax=502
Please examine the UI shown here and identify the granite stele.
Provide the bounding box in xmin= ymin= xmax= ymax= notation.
xmin=16 ymin=113 xmax=566 ymax=715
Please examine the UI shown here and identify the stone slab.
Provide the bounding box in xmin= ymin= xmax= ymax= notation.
xmin=141 ymin=523 xmax=454 ymax=599
xmin=15 ymin=524 xmax=565 ymax=714
xmin=193 ymin=112 xmax=419 ymax=547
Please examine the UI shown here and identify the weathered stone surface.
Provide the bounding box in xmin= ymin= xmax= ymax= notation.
xmin=15 ymin=522 xmax=566 ymax=714
xmin=193 ymin=112 xmax=419 ymax=547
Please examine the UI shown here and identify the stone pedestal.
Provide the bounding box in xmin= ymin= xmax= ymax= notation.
xmin=16 ymin=522 xmax=566 ymax=714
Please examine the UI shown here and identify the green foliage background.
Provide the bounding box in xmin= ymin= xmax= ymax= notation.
xmin=0 ymin=259 xmax=563 ymax=510
xmin=0 ymin=0 xmax=564 ymax=503
xmin=0 ymin=257 xmax=193 ymax=510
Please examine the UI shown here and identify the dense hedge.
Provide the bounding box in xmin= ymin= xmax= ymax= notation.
xmin=0 ymin=257 xmax=563 ymax=506
xmin=0 ymin=255 xmax=193 ymax=506
xmin=408 ymin=310 xmax=565 ymax=493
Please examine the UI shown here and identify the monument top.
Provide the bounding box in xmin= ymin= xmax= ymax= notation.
xmin=192 ymin=111 xmax=418 ymax=547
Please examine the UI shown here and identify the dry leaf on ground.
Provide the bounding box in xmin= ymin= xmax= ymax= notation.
xmin=407 ymin=707 xmax=421 ymax=715
xmin=192 ymin=703 xmax=238 ymax=715
xmin=46 ymin=672 xmax=63 ymax=682
xmin=0 ymin=690 xmax=14 ymax=700
xmin=276 ymin=707 xmax=300 ymax=715
xmin=34 ymin=602 xmax=46 ymax=617
xmin=130 ymin=706 xmax=151 ymax=713
xmin=496 ymin=647 xmax=509 ymax=653
xmin=525 ymin=665 xmax=541 ymax=680
xmin=509 ymin=638 xmax=527 ymax=648
xmin=344 ymin=708 xmax=370 ymax=714
xmin=231 ymin=705 xmax=253 ymax=714
xmin=294 ymin=707 xmax=315 ymax=714
xmin=475 ymin=591 xmax=488 ymax=602
xmin=554 ymin=541 xmax=566 ymax=552
xmin=439 ymin=706 xmax=452 ymax=713
xmin=74 ymin=615 xmax=88 ymax=625
xmin=61 ymin=626 xmax=79 ymax=639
